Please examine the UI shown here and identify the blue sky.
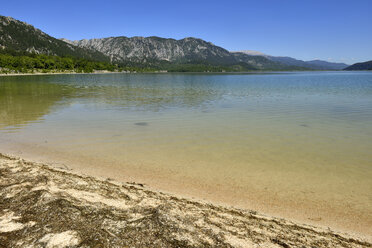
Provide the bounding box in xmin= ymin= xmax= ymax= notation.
xmin=2 ymin=0 xmax=371 ymax=64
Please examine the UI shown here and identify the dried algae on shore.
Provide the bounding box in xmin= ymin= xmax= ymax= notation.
xmin=0 ymin=153 xmax=371 ymax=248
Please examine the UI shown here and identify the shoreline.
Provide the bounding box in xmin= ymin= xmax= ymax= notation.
xmin=0 ymin=152 xmax=371 ymax=247
xmin=0 ymin=70 xmax=355 ymax=77
xmin=0 ymin=70 xmax=132 ymax=77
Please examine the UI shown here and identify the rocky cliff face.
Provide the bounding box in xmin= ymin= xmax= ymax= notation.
xmin=67 ymin=36 xmax=235 ymax=64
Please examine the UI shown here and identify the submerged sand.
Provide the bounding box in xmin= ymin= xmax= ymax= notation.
xmin=0 ymin=153 xmax=371 ymax=247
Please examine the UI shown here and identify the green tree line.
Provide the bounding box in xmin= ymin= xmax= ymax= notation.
xmin=0 ymin=51 xmax=119 ymax=73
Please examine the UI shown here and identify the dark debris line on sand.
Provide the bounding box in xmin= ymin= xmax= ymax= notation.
xmin=0 ymin=153 xmax=371 ymax=248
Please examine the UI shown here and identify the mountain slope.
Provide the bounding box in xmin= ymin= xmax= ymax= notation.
xmin=0 ymin=16 xmax=109 ymax=61
xmin=344 ymin=60 xmax=372 ymax=70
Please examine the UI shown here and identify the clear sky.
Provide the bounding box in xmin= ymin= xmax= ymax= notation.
xmin=1 ymin=0 xmax=371 ymax=64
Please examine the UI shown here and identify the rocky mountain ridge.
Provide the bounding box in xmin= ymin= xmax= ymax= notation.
xmin=62 ymin=36 xmax=290 ymax=70
xmin=64 ymin=36 xmax=231 ymax=63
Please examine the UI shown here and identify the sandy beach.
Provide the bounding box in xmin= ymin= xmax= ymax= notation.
xmin=1 ymin=153 xmax=371 ymax=247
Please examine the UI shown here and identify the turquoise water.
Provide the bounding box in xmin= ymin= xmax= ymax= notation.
xmin=1 ymin=71 xmax=372 ymax=234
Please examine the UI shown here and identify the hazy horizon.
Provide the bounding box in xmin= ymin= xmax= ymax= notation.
xmin=2 ymin=0 xmax=371 ymax=64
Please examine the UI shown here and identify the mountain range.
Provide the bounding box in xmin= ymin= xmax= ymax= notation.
xmin=233 ymin=51 xmax=349 ymax=70
xmin=0 ymin=15 xmax=362 ymax=72
xmin=61 ymin=37 xmax=299 ymax=71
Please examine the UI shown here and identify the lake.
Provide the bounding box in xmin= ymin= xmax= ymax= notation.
xmin=1 ymin=71 xmax=371 ymax=236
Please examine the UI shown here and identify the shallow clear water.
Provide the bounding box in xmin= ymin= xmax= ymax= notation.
xmin=1 ymin=71 xmax=372 ymax=234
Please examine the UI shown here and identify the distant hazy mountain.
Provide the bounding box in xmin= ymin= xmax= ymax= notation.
xmin=306 ymin=60 xmax=349 ymax=70
xmin=344 ymin=61 xmax=372 ymax=70
xmin=233 ymin=50 xmax=349 ymax=70
xmin=234 ymin=50 xmax=268 ymax=56
xmin=0 ymin=15 xmax=109 ymax=61
xmin=268 ymin=56 xmax=312 ymax=68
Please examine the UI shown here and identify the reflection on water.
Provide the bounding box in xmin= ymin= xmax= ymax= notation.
xmin=1 ymin=72 xmax=372 ymax=234
xmin=0 ymin=80 xmax=69 ymax=130
xmin=0 ymin=74 xmax=226 ymax=130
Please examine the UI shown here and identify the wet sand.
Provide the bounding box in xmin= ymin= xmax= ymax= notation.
xmin=0 ymin=153 xmax=371 ymax=247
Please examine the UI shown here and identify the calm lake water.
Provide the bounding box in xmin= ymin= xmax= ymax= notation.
xmin=1 ymin=71 xmax=372 ymax=235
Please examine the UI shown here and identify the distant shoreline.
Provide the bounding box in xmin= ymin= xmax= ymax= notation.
xmin=0 ymin=70 xmax=358 ymax=77
xmin=0 ymin=70 xmax=132 ymax=77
